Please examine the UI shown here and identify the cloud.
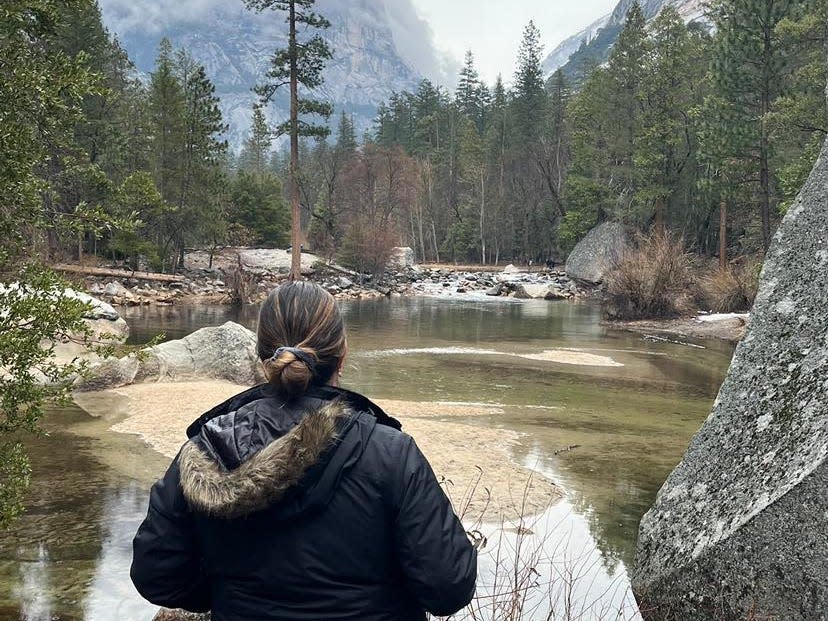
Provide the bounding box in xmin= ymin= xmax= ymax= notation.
xmin=381 ymin=1 xmax=458 ymax=87
xmin=99 ymin=0 xmax=242 ymax=34
xmin=99 ymin=0 xmax=453 ymax=87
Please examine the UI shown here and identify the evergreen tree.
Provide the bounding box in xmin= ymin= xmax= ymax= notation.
xmin=148 ymin=38 xmax=186 ymax=205
xmin=0 ymin=0 xmax=107 ymax=528
xmin=769 ymin=0 xmax=828 ymax=211
xmin=239 ymin=106 xmax=273 ymax=176
xmin=230 ymin=172 xmax=290 ymax=247
xmin=512 ymin=21 xmax=547 ymax=141
xmin=244 ymin=0 xmax=333 ymax=279
xmin=707 ymin=0 xmax=796 ymax=250
xmin=456 ymin=50 xmax=483 ymax=131
xmin=635 ymin=6 xmax=700 ymax=231
xmin=605 ymin=1 xmax=649 ymax=221
xmin=335 ymin=111 xmax=358 ymax=154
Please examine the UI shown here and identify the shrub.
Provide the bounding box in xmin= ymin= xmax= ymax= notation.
xmin=604 ymin=233 xmax=696 ymax=320
xmin=338 ymin=217 xmax=398 ymax=277
xmin=698 ymin=260 xmax=760 ymax=313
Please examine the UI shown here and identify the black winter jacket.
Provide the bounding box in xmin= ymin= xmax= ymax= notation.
xmin=131 ymin=384 xmax=477 ymax=621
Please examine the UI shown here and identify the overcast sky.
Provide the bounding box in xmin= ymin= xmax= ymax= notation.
xmin=411 ymin=0 xmax=617 ymax=84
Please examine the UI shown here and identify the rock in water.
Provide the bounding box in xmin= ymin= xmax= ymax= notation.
xmin=632 ymin=133 xmax=828 ymax=617
xmin=565 ymin=222 xmax=630 ymax=284
xmin=77 ymin=321 xmax=265 ymax=390
xmin=512 ymin=283 xmax=551 ymax=299
xmin=137 ymin=321 xmax=264 ymax=385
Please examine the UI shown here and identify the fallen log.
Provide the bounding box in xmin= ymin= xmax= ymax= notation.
xmin=52 ymin=264 xmax=186 ymax=283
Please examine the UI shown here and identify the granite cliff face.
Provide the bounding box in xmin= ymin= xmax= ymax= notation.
xmin=631 ymin=94 xmax=828 ymax=618
xmin=99 ymin=0 xmax=433 ymax=150
xmin=544 ymin=0 xmax=707 ymax=77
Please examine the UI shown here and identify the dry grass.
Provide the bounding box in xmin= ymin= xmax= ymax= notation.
xmin=433 ymin=474 xmax=641 ymax=621
xmin=697 ymin=261 xmax=760 ymax=313
xmin=604 ymin=233 xmax=696 ymax=321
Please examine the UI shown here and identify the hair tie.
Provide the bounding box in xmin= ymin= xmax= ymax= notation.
xmin=269 ymin=346 xmax=317 ymax=376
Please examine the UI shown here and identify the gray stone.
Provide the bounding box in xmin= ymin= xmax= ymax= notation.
xmin=512 ymin=283 xmax=552 ymax=299
xmin=75 ymin=356 xmax=139 ymax=392
xmin=336 ymin=276 xmax=354 ymax=289
xmin=632 ymin=133 xmax=828 ymax=618
xmin=52 ymin=291 xmax=130 ymax=370
xmin=388 ymin=246 xmax=415 ymax=268
xmin=61 ymin=288 xmax=122 ymax=321
xmin=139 ymin=321 xmax=265 ymax=385
xmin=565 ymin=222 xmax=631 ymax=284
xmin=544 ymin=288 xmax=570 ymax=301
xmin=502 ymin=263 xmax=520 ymax=274
xmin=485 ymin=285 xmax=502 ymax=296
xmin=78 ymin=321 xmax=265 ymax=390
xmin=103 ymin=281 xmax=134 ymax=299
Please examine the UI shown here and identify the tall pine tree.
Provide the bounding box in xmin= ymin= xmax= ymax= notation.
xmin=244 ymin=0 xmax=332 ymax=279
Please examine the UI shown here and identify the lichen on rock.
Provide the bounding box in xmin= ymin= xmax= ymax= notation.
xmin=631 ymin=125 xmax=828 ymax=618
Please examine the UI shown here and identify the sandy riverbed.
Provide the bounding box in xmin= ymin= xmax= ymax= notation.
xmin=75 ymin=381 xmax=560 ymax=522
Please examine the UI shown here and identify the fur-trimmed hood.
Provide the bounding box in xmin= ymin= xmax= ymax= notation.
xmin=177 ymin=384 xmax=400 ymax=521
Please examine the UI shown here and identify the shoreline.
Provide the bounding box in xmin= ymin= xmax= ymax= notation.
xmin=604 ymin=313 xmax=749 ymax=344
xmin=74 ymin=381 xmax=562 ymax=522
xmin=56 ymin=249 xmax=585 ymax=308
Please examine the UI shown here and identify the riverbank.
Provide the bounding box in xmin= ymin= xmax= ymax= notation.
xmin=55 ymin=248 xmax=586 ymax=308
xmin=606 ymin=312 xmax=749 ymax=344
xmin=74 ymin=381 xmax=562 ymax=522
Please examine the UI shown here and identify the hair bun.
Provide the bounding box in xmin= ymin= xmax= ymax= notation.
xmin=263 ymin=347 xmax=318 ymax=398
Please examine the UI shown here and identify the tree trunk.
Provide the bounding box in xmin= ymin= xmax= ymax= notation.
xmin=289 ymin=0 xmax=302 ymax=281
xmin=479 ymin=174 xmax=486 ymax=265
xmin=655 ymin=198 xmax=665 ymax=235
xmin=719 ymin=199 xmax=727 ymax=271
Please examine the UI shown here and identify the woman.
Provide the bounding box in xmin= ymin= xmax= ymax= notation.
xmin=131 ymin=281 xmax=477 ymax=621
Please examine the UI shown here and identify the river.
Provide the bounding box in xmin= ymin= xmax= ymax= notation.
xmin=0 ymin=296 xmax=735 ymax=620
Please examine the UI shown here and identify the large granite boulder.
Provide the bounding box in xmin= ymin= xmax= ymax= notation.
xmin=388 ymin=246 xmax=416 ymax=269
xmin=631 ymin=132 xmax=828 ymax=617
xmin=511 ymin=283 xmax=570 ymax=300
xmin=76 ymin=321 xmax=265 ymax=391
xmin=565 ymin=222 xmax=630 ymax=284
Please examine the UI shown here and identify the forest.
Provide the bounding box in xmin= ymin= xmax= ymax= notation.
xmin=4 ymin=0 xmax=825 ymax=280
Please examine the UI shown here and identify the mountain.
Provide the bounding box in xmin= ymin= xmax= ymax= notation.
xmin=99 ymin=0 xmax=443 ymax=150
xmin=543 ymin=0 xmax=708 ymax=78
xmin=542 ymin=13 xmax=611 ymax=76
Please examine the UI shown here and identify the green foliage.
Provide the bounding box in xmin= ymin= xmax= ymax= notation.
xmin=229 ymin=172 xmax=290 ymax=247
xmin=0 ymin=269 xmax=94 ymax=528
xmin=244 ymin=0 xmax=333 ymax=139
xmin=239 ymin=106 xmax=273 ymax=176
xmin=0 ymin=1 xmax=105 ymax=526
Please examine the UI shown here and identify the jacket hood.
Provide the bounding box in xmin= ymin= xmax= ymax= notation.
xmin=178 ymin=384 xmax=400 ymax=521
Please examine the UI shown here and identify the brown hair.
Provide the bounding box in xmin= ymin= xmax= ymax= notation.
xmin=257 ymin=281 xmax=346 ymax=398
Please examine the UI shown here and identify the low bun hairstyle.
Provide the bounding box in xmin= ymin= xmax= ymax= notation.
xmin=257 ymin=282 xmax=346 ymax=398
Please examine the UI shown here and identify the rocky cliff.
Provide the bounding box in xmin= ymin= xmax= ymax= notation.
xmin=544 ymin=0 xmax=707 ymax=77
xmin=631 ymin=92 xmax=828 ymax=618
xmin=99 ymin=0 xmax=434 ymax=150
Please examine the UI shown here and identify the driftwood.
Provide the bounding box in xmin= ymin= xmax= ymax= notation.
xmin=52 ymin=263 xmax=186 ymax=283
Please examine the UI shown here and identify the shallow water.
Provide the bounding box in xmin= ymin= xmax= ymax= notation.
xmin=0 ymin=296 xmax=734 ymax=620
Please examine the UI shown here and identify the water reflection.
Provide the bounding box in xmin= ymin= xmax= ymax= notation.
xmin=0 ymin=297 xmax=734 ymax=619
xmin=471 ymin=499 xmax=642 ymax=620
xmin=0 ymin=406 xmax=160 ymax=621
